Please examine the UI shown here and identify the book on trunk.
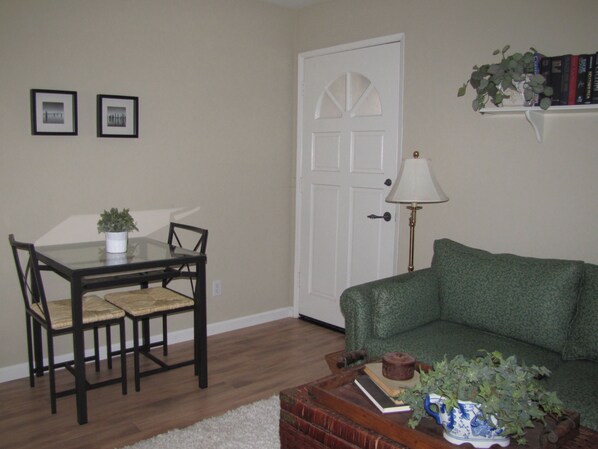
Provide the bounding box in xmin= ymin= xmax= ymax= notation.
xmin=363 ymin=362 xmax=420 ymax=397
xmin=354 ymin=375 xmax=411 ymax=414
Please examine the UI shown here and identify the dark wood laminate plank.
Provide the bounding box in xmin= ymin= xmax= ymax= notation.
xmin=0 ymin=318 xmax=344 ymax=449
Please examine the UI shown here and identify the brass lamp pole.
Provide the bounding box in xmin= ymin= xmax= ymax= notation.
xmin=386 ymin=151 xmax=448 ymax=272
xmin=406 ymin=202 xmax=422 ymax=272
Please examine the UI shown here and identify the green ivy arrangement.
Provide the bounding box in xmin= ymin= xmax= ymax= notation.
xmin=397 ymin=351 xmax=563 ymax=445
xmin=458 ymin=45 xmax=553 ymax=111
xmin=97 ymin=208 xmax=139 ymax=233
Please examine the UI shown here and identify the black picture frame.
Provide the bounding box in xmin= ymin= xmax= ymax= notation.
xmin=97 ymin=94 xmax=139 ymax=138
xmin=30 ymin=89 xmax=78 ymax=135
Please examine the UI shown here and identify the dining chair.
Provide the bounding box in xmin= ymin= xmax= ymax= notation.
xmin=104 ymin=222 xmax=208 ymax=391
xmin=8 ymin=234 xmax=128 ymax=414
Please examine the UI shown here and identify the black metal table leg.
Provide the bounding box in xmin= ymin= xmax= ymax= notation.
xmin=71 ymin=276 xmax=88 ymax=425
xmin=195 ymin=259 xmax=208 ymax=388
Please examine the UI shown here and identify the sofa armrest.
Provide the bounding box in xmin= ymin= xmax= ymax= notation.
xmin=340 ymin=268 xmax=440 ymax=352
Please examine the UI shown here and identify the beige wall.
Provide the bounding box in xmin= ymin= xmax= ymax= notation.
xmin=0 ymin=0 xmax=295 ymax=369
xmin=1 ymin=0 xmax=597 ymax=373
xmin=297 ymin=0 xmax=598 ymax=272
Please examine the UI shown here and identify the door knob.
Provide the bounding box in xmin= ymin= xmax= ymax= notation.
xmin=384 ymin=178 xmax=392 ymax=186
xmin=367 ymin=212 xmax=392 ymax=222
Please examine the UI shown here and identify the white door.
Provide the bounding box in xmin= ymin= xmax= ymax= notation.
xmin=295 ymin=37 xmax=403 ymax=328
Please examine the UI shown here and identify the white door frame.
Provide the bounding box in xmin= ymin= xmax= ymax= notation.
xmin=293 ymin=33 xmax=405 ymax=319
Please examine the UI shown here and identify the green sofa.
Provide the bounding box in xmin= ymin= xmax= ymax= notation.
xmin=340 ymin=239 xmax=598 ymax=430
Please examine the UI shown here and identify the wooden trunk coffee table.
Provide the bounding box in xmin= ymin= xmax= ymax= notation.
xmin=280 ymin=366 xmax=597 ymax=449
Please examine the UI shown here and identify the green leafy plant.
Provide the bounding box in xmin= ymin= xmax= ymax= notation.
xmin=398 ymin=351 xmax=563 ymax=445
xmin=97 ymin=208 xmax=139 ymax=233
xmin=458 ymin=45 xmax=553 ymax=111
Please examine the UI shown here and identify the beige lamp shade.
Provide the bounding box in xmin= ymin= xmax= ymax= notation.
xmin=386 ymin=152 xmax=448 ymax=204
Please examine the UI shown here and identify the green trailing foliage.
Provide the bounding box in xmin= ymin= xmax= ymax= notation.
xmin=458 ymin=45 xmax=553 ymax=111
xmin=97 ymin=207 xmax=139 ymax=233
xmin=398 ymin=351 xmax=563 ymax=445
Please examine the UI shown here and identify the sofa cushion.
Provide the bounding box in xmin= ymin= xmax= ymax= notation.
xmin=365 ymin=320 xmax=564 ymax=372
xmin=563 ymin=263 xmax=598 ymax=361
xmin=432 ymin=239 xmax=583 ymax=353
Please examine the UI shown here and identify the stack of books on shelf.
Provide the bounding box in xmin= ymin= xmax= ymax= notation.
xmin=539 ymin=52 xmax=598 ymax=105
xmin=354 ymin=362 xmax=420 ymax=414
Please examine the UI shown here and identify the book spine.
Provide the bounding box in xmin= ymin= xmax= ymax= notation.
xmin=550 ymin=56 xmax=564 ymax=105
xmin=584 ymin=53 xmax=595 ymax=104
xmin=539 ymin=56 xmax=552 ymax=106
xmin=593 ymin=51 xmax=598 ymax=103
xmin=568 ymin=55 xmax=579 ymax=105
xmin=533 ymin=52 xmax=544 ymax=75
xmin=576 ymin=55 xmax=589 ymax=104
xmin=559 ymin=55 xmax=571 ymax=105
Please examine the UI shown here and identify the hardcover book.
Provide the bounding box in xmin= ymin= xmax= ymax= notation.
xmin=354 ymin=375 xmax=411 ymax=414
xmin=568 ymin=55 xmax=579 ymax=105
xmin=363 ymin=362 xmax=420 ymax=397
xmin=581 ymin=53 xmax=595 ymax=104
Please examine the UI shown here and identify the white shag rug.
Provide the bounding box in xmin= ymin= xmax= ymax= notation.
xmin=119 ymin=396 xmax=280 ymax=449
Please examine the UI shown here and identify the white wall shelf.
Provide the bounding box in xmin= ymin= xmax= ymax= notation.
xmin=480 ymin=104 xmax=598 ymax=142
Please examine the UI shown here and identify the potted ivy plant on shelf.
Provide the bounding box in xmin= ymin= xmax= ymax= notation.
xmin=458 ymin=45 xmax=553 ymax=111
xmin=398 ymin=351 xmax=563 ymax=448
xmin=97 ymin=207 xmax=139 ymax=253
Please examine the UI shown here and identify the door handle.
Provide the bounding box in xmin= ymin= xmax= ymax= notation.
xmin=367 ymin=212 xmax=392 ymax=222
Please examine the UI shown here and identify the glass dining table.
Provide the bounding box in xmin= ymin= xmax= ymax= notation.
xmin=35 ymin=237 xmax=208 ymax=424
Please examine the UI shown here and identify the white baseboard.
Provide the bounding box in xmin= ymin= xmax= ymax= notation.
xmin=0 ymin=307 xmax=294 ymax=384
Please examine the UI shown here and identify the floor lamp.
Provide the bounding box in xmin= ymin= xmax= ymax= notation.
xmin=386 ymin=151 xmax=449 ymax=272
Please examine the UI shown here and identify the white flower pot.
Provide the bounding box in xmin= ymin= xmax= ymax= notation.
xmin=105 ymin=231 xmax=128 ymax=253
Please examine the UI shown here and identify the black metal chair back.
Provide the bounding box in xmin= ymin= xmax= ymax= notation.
xmin=9 ymin=234 xmax=52 ymax=327
xmin=163 ymin=222 xmax=208 ymax=296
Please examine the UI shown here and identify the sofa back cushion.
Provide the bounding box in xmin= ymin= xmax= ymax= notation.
xmin=432 ymin=239 xmax=583 ymax=353
xmin=563 ymin=263 xmax=598 ymax=361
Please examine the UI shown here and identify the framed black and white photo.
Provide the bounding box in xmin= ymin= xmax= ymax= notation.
xmin=31 ymin=89 xmax=78 ymax=135
xmin=97 ymin=94 xmax=139 ymax=138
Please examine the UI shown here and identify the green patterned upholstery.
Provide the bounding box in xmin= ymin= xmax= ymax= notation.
xmin=563 ymin=263 xmax=598 ymax=361
xmin=364 ymin=320 xmax=564 ymax=371
xmin=340 ymin=269 xmax=439 ymax=352
xmin=340 ymin=239 xmax=598 ymax=430
xmin=371 ymin=269 xmax=440 ymax=338
xmin=546 ymin=361 xmax=598 ymax=429
xmin=432 ymin=239 xmax=583 ymax=353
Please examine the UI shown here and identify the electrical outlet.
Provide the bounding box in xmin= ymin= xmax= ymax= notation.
xmin=212 ymin=280 xmax=222 ymax=297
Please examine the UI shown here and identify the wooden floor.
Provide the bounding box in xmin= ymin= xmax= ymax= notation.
xmin=0 ymin=318 xmax=344 ymax=449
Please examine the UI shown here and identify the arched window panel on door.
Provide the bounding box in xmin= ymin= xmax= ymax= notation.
xmin=315 ymin=72 xmax=382 ymax=120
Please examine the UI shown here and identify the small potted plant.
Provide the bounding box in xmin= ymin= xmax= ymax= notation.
xmin=97 ymin=207 xmax=139 ymax=253
xmin=458 ymin=45 xmax=553 ymax=111
xmin=398 ymin=351 xmax=563 ymax=448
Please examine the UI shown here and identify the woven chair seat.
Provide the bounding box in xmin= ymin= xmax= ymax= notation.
xmin=30 ymin=295 xmax=125 ymax=330
xmin=105 ymin=287 xmax=194 ymax=317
